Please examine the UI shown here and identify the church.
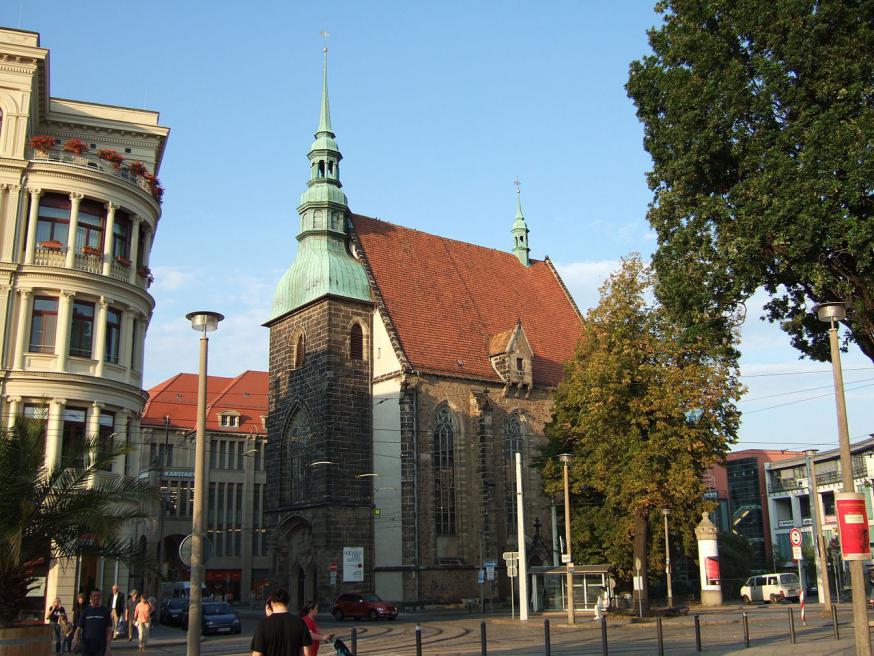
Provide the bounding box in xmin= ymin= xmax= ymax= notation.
xmin=264 ymin=54 xmax=583 ymax=608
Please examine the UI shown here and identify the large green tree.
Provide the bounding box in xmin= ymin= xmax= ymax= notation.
xmin=0 ymin=418 xmax=155 ymax=627
xmin=540 ymin=256 xmax=743 ymax=610
xmin=626 ymin=0 xmax=874 ymax=362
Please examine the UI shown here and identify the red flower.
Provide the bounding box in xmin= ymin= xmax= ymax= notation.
xmin=30 ymin=135 xmax=57 ymax=152
xmin=63 ymin=138 xmax=89 ymax=156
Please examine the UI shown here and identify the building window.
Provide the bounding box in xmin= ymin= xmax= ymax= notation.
xmin=504 ymin=414 xmax=524 ymax=533
xmin=280 ymin=410 xmax=312 ymax=504
xmin=74 ymin=202 xmax=105 ymax=252
xmin=69 ymin=301 xmax=95 ymax=358
xmin=29 ymin=296 xmax=58 ymax=353
xmin=61 ymin=407 xmax=88 ymax=470
xmin=350 ymin=323 xmax=364 ymax=360
xmin=220 ymin=414 xmax=239 ymax=428
xmin=293 ymin=332 xmax=305 ymax=369
xmin=98 ymin=412 xmax=114 ymax=471
xmin=112 ymin=214 xmax=130 ymax=259
xmin=36 ymin=194 xmax=71 ymax=247
xmin=105 ymin=308 xmax=121 ymax=363
xmin=433 ymin=405 xmax=456 ymax=537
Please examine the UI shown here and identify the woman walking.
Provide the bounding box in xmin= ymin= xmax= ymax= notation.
xmin=133 ymin=594 xmax=153 ymax=653
xmin=300 ymin=601 xmax=333 ymax=656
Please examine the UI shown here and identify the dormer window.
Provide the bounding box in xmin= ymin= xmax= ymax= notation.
xmin=516 ymin=357 xmax=524 ymax=372
xmin=219 ymin=413 xmax=240 ymax=428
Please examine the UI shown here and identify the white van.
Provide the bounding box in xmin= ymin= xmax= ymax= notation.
xmin=740 ymin=573 xmax=802 ymax=603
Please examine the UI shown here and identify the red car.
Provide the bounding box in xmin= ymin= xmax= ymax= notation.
xmin=331 ymin=593 xmax=398 ymax=620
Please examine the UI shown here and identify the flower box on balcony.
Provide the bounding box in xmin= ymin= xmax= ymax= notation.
xmin=30 ymin=135 xmax=57 ymax=155
xmin=97 ymin=149 xmax=125 ymax=170
xmin=39 ymin=240 xmax=63 ymax=251
xmin=82 ymin=246 xmax=102 ymax=257
xmin=63 ymin=138 xmax=89 ymax=156
xmin=115 ymin=255 xmax=131 ymax=268
xmin=129 ymin=161 xmax=147 ymax=177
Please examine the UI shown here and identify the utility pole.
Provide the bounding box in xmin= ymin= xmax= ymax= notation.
xmin=559 ymin=454 xmax=574 ymax=624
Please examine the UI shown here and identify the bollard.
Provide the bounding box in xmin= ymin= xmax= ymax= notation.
xmin=656 ymin=617 xmax=664 ymax=656
xmin=600 ymin=616 xmax=608 ymax=656
xmin=788 ymin=607 xmax=796 ymax=644
xmin=480 ymin=621 xmax=488 ymax=656
xmin=742 ymin=611 xmax=750 ymax=648
xmin=351 ymin=626 xmax=357 ymax=656
xmin=694 ymin=614 xmax=702 ymax=652
xmin=544 ymin=619 xmax=551 ymax=656
xmin=415 ymin=624 xmax=422 ymax=656
xmin=832 ymin=604 xmax=840 ymax=639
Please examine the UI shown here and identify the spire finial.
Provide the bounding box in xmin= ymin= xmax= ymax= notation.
xmin=514 ymin=177 xmax=524 ymax=219
xmin=317 ymin=30 xmax=333 ymax=135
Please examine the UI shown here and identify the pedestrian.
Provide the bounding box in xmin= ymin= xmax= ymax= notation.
xmin=106 ymin=585 xmax=125 ymax=639
xmin=250 ymin=589 xmax=312 ymax=656
xmin=46 ymin=597 xmax=66 ymax=653
xmin=133 ymin=594 xmax=152 ymax=653
xmin=72 ymin=590 xmax=113 ymax=656
xmin=299 ymin=601 xmax=333 ymax=656
xmin=125 ymin=591 xmax=138 ymax=641
xmin=59 ymin=613 xmax=75 ymax=653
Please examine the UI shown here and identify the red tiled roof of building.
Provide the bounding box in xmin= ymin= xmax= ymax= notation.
xmin=351 ymin=214 xmax=583 ymax=387
xmin=142 ymin=370 xmax=267 ymax=434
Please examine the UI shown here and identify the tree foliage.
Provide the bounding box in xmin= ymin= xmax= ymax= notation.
xmin=718 ymin=530 xmax=755 ymax=598
xmin=539 ymin=256 xmax=743 ymax=608
xmin=0 ymin=418 xmax=156 ymax=627
xmin=626 ymin=0 xmax=874 ymax=362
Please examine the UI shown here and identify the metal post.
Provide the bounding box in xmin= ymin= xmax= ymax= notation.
xmin=742 ymin=611 xmax=750 ymax=648
xmin=560 ymin=454 xmax=575 ymax=624
xmin=694 ymin=614 xmax=702 ymax=652
xmin=806 ymin=450 xmax=832 ymax=613
xmin=352 ymin=627 xmax=357 ymax=655
xmin=544 ymin=619 xmax=551 ymax=656
xmin=656 ymin=617 xmax=664 ymax=655
xmin=515 ymin=452 xmax=529 ymax=620
xmin=480 ymin=621 xmax=487 ymax=656
xmin=186 ymin=334 xmax=208 ymax=656
xmin=788 ymin=607 xmax=796 ymax=644
xmin=415 ymin=624 xmax=422 ymax=656
xmin=833 ymin=604 xmax=840 ymax=639
xmin=600 ymin=616 xmax=608 ymax=656
xmin=825 ymin=319 xmax=871 ymax=656
xmin=663 ymin=509 xmax=672 ymax=608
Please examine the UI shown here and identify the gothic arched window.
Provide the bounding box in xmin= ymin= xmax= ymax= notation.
xmin=350 ymin=323 xmax=363 ymax=360
xmin=293 ymin=332 xmax=305 ymax=369
xmin=280 ymin=410 xmax=312 ymax=504
xmin=504 ymin=413 xmax=524 ymax=533
xmin=433 ymin=405 xmax=456 ymax=537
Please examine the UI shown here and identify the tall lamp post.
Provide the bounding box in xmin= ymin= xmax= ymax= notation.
xmin=805 ymin=449 xmax=832 ymax=613
xmin=812 ymin=301 xmax=870 ymax=656
xmin=559 ymin=453 xmax=575 ymax=625
xmin=185 ymin=311 xmax=223 ymax=656
xmin=663 ymin=509 xmax=673 ymax=608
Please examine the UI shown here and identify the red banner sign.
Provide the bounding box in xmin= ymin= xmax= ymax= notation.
xmin=205 ymin=569 xmax=242 ymax=582
xmin=836 ymin=492 xmax=871 ymax=561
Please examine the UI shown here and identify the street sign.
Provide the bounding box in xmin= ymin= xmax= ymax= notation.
xmin=507 ymin=565 xmax=518 ymax=578
xmin=792 ymin=545 xmax=803 ymax=560
xmin=485 ymin=560 xmax=496 ymax=581
xmin=477 ymin=569 xmax=485 ymax=584
xmin=502 ymin=551 xmax=519 ymax=561
xmin=789 ymin=528 xmax=803 ymax=547
xmin=561 ymin=553 xmax=571 ymax=563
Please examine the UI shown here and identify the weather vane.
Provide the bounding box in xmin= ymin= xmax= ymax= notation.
xmin=514 ymin=177 xmax=522 ymax=194
xmin=321 ymin=30 xmax=330 ymax=53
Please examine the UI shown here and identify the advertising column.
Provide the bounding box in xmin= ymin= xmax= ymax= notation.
xmin=695 ymin=511 xmax=722 ymax=606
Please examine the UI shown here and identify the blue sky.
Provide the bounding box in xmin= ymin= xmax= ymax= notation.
xmin=5 ymin=1 xmax=872 ymax=452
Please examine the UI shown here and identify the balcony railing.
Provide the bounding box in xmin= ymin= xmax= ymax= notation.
xmin=32 ymin=149 xmax=157 ymax=199
xmin=770 ymin=478 xmax=805 ymax=493
xmin=33 ymin=246 xmax=150 ymax=289
xmin=74 ymin=252 xmax=102 ymax=274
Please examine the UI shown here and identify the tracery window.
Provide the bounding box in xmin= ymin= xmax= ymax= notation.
xmin=504 ymin=413 xmax=524 ymax=532
xmin=280 ymin=410 xmax=312 ymax=504
xmin=433 ymin=405 xmax=456 ymax=536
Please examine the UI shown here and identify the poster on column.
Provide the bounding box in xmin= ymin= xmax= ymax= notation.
xmin=343 ymin=547 xmax=364 ymax=582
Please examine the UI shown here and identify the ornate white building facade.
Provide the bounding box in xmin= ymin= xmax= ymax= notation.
xmin=0 ymin=27 xmax=169 ymax=609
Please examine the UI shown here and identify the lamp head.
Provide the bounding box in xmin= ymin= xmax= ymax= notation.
xmin=805 ymin=449 xmax=819 ymax=457
xmin=558 ymin=453 xmax=573 ymax=464
xmin=811 ymin=302 xmax=846 ymax=323
xmin=186 ymin=311 xmax=224 ymax=333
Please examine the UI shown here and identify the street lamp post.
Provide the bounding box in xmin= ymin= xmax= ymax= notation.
xmin=805 ymin=449 xmax=832 ymax=613
xmin=663 ymin=509 xmax=672 ymax=608
xmin=559 ymin=453 xmax=574 ymax=625
xmin=812 ymin=302 xmax=870 ymax=656
xmin=185 ymin=311 xmax=223 ymax=656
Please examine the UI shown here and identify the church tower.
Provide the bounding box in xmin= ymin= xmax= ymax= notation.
xmin=265 ymin=49 xmax=374 ymax=608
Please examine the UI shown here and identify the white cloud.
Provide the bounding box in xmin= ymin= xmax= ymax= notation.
xmin=554 ymin=259 xmax=621 ymax=313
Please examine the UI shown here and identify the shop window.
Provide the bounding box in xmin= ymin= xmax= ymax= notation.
xmin=69 ymin=301 xmax=95 ymax=358
xmin=29 ymin=296 xmax=58 ymax=353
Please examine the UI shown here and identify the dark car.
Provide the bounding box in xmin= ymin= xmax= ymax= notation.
xmin=180 ymin=602 xmax=242 ymax=635
xmin=159 ymin=598 xmax=187 ymax=627
xmin=331 ymin=593 xmax=398 ymax=620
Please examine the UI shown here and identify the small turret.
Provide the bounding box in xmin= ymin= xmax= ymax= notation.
xmin=512 ymin=179 xmax=530 ymax=267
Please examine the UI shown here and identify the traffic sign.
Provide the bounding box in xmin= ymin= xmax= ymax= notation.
xmin=507 ymin=565 xmax=518 ymax=578
xmin=179 ymin=534 xmax=212 ymax=567
xmin=790 ymin=528 xmax=803 ymax=547
xmin=792 ymin=545 xmax=803 ymax=560
xmin=502 ymin=551 xmax=519 ymax=561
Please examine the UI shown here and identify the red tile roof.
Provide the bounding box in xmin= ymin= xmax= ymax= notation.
xmin=142 ymin=370 xmax=267 ymax=434
xmin=351 ymin=215 xmax=583 ymax=387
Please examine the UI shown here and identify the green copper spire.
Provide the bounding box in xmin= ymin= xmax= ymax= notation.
xmin=512 ymin=179 xmax=530 ymax=266
xmin=268 ymin=49 xmax=371 ymax=323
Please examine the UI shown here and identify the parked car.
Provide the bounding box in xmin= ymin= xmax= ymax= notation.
xmin=159 ymin=598 xmax=188 ymax=627
xmin=331 ymin=593 xmax=398 ymax=620
xmin=740 ymin=573 xmax=802 ymax=604
xmin=180 ymin=602 xmax=242 ymax=634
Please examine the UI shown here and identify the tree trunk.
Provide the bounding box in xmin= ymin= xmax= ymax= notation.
xmin=632 ymin=511 xmax=650 ymax=615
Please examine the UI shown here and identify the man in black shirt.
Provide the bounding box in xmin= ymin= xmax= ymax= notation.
xmin=251 ymin=589 xmax=312 ymax=656
xmin=73 ymin=590 xmax=113 ymax=656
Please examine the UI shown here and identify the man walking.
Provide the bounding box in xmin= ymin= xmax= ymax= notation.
xmin=251 ymin=589 xmax=312 ymax=656
xmin=106 ymin=585 xmax=125 ymax=638
xmin=73 ymin=590 xmax=113 ymax=656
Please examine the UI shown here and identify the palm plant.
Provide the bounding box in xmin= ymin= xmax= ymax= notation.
xmin=0 ymin=417 xmax=157 ymax=627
